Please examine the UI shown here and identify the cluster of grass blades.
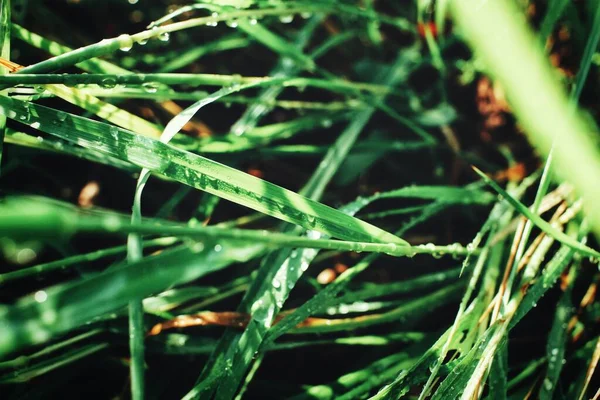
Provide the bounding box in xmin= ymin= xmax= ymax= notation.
xmin=0 ymin=0 xmax=599 ymax=399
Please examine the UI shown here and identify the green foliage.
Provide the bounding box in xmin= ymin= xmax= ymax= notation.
xmin=0 ymin=1 xmax=599 ymax=399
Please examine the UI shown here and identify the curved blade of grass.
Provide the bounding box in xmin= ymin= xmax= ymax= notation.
xmin=473 ymin=166 xmax=600 ymax=258
xmin=0 ymin=95 xmax=407 ymax=245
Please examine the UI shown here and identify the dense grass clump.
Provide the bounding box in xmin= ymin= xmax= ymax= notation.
xmin=0 ymin=1 xmax=599 ymax=399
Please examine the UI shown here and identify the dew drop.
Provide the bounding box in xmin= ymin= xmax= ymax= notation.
xmin=249 ymin=18 xmax=258 ymax=25
xmin=192 ymin=242 xmax=205 ymax=253
xmin=56 ymin=111 xmax=67 ymax=122
xmin=213 ymin=244 xmax=223 ymax=252
xmin=100 ymin=77 xmax=117 ymax=89
xmin=136 ymin=37 xmax=149 ymax=45
xmin=272 ymin=279 xmax=281 ymax=289
xmin=206 ymin=12 xmax=219 ymax=27
xmin=118 ymin=34 xmax=134 ymax=52
xmin=279 ymin=15 xmax=294 ymax=24
xmin=321 ymin=119 xmax=333 ymax=128
xmin=34 ymin=290 xmax=48 ymax=303
xmin=142 ymin=82 xmax=159 ymax=93
xmin=226 ymin=20 xmax=238 ymax=28
xmin=158 ymin=32 xmax=170 ymax=42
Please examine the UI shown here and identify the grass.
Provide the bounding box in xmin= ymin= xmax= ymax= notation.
xmin=0 ymin=1 xmax=599 ymax=399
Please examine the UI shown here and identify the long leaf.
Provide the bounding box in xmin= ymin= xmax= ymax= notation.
xmin=0 ymin=95 xmax=407 ymax=245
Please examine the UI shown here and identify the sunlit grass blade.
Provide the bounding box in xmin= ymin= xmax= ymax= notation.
xmin=0 ymin=95 xmax=407 ymax=245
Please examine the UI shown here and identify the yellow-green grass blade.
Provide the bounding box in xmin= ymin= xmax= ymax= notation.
xmin=0 ymin=95 xmax=407 ymax=245
xmin=473 ymin=166 xmax=600 ymax=258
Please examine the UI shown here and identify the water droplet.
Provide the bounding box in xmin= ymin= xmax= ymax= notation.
xmin=103 ymin=215 xmax=122 ymax=231
xmin=272 ymin=279 xmax=281 ymax=289
xmin=279 ymin=15 xmax=294 ymax=24
xmin=300 ymin=12 xmax=313 ymax=19
xmin=213 ymin=244 xmax=222 ymax=252
xmin=56 ymin=111 xmax=67 ymax=122
xmin=34 ymin=290 xmax=48 ymax=303
xmin=306 ymin=214 xmax=316 ymax=226
xmin=385 ymin=243 xmax=398 ymax=255
xmin=206 ymin=12 xmax=219 ymax=27
xmin=136 ymin=37 xmax=149 ymax=45
xmin=300 ymin=261 xmax=309 ymax=271
xmin=229 ymin=74 xmax=242 ymax=92
xmin=118 ymin=34 xmax=134 ymax=52
xmin=192 ymin=242 xmax=205 ymax=253
xmin=100 ymin=77 xmax=117 ymax=88
xmin=158 ymin=32 xmax=170 ymax=42
xmin=249 ymin=18 xmax=258 ymax=25
xmin=321 ymin=119 xmax=332 ymax=128
xmin=543 ymin=378 xmax=553 ymax=391
xmin=226 ymin=20 xmax=238 ymax=28
xmin=142 ymin=82 xmax=159 ymax=93
xmin=551 ymin=348 xmax=558 ymax=356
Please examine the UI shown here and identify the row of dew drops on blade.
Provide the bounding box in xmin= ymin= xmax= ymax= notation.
xmin=104 ymin=9 xmax=314 ymax=91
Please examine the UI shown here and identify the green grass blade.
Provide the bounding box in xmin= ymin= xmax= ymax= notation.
xmin=0 ymin=95 xmax=407 ymax=245
xmin=539 ymin=0 xmax=570 ymax=45
xmin=0 ymin=237 xmax=178 ymax=284
xmin=473 ymin=166 xmax=600 ymax=258
xmin=539 ymin=267 xmax=576 ymax=399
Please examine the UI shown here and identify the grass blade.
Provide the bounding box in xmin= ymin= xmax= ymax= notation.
xmin=0 ymin=95 xmax=407 ymax=245
xmin=473 ymin=166 xmax=600 ymax=258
